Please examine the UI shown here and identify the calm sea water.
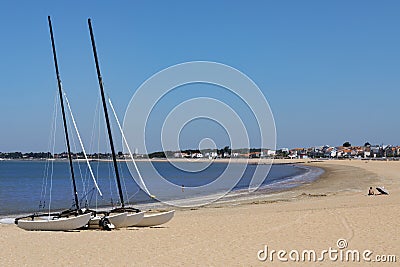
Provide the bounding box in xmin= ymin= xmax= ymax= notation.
xmin=0 ymin=160 xmax=321 ymax=217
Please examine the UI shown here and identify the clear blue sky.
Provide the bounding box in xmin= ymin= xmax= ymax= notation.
xmin=0 ymin=1 xmax=399 ymax=152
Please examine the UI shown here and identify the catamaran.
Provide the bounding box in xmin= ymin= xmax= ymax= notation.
xmin=15 ymin=17 xmax=92 ymax=231
xmin=86 ymin=19 xmax=143 ymax=229
xmin=87 ymin=18 xmax=174 ymax=228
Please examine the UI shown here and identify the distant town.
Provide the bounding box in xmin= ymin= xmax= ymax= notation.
xmin=1 ymin=142 xmax=399 ymax=160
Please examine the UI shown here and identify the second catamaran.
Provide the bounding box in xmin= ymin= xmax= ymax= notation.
xmin=86 ymin=18 xmax=174 ymax=228
xmin=86 ymin=18 xmax=144 ymax=229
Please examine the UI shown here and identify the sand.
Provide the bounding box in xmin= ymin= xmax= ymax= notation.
xmin=1 ymin=159 xmax=399 ymax=266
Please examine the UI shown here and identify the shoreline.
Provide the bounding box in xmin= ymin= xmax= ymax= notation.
xmin=0 ymin=159 xmax=381 ymax=218
xmin=0 ymin=159 xmax=380 ymax=217
xmin=192 ymin=160 xmax=379 ymax=210
xmin=1 ymin=160 xmax=399 ymax=265
xmin=0 ymin=162 xmax=322 ymax=219
xmin=0 ymin=157 xmax=365 ymax=163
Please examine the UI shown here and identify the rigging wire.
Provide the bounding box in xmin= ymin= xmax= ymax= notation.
xmin=65 ymin=110 xmax=77 ymax=208
xmin=47 ymin=103 xmax=58 ymax=216
xmin=108 ymin=97 xmax=151 ymax=196
xmin=107 ymin=148 xmax=115 ymax=207
xmin=80 ymin=95 xmax=101 ymax=209
xmin=67 ymin=111 xmax=91 ymax=209
xmin=66 ymin=107 xmax=86 ymax=204
xmin=39 ymin=92 xmax=59 ymax=211
xmin=99 ymin=104 xmax=118 ymax=207
xmin=100 ymin=81 xmax=119 ymax=207
xmin=63 ymin=90 xmax=103 ymax=197
xmin=46 ymin=90 xmax=61 ymax=215
xmin=95 ymin=97 xmax=102 ymax=210
xmin=118 ymin=159 xmax=130 ymax=206
xmin=90 ymin=96 xmax=103 ymax=211
xmin=84 ymin=96 xmax=101 ymax=207
xmin=127 ymin=187 xmax=141 ymax=203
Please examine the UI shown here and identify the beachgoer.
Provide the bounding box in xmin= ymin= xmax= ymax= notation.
xmin=368 ymin=187 xmax=374 ymax=196
xmin=182 ymin=184 xmax=185 ymax=192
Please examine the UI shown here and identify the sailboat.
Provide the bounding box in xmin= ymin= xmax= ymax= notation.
xmin=15 ymin=17 xmax=92 ymax=231
xmin=86 ymin=19 xmax=144 ymax=229
xmin=87 ymin=18 xmax=174 ymax=228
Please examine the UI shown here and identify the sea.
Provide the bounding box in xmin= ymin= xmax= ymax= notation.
xmin=0 ymin=160 xmax=323 ymax=219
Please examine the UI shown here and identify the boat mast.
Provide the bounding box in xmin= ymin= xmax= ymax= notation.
xmin=47 ymin=16 xmax=80 ymax=211
xmin=87 ymin=18 xmax=125 ymax=208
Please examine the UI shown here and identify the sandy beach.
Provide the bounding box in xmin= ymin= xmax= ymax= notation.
xmin=1 ymin=159 xmax=399 ymax=266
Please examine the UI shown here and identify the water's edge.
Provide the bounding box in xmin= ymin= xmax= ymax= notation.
xmin=0 ymin=164 xmax=324 ymax=222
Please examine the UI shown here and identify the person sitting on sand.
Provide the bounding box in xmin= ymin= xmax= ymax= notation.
xmin=368 ymin=187 xmax=374 ymax=196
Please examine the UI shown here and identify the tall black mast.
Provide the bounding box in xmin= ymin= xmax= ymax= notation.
xmin=47 ymin=16 xmax=80 ymax=211
xmin=88 ymin=18 xmax=125 ymax=208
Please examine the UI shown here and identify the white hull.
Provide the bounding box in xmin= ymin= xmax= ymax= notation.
xmin=17 ymin=213 xmax=91 ymax=231
xmin=119 ymin=211 xmax=145 ymax=228
xmin=88 ymin=212 xmax=128 ymax=229
xmin=135 ymin=210 xmax=175 ymax=227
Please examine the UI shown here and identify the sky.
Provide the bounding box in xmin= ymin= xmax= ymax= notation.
xmin=0 ymin=1 xmax=399 ymax=153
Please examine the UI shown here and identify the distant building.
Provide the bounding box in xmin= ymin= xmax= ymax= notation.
xmin=174 ymin=152 xmax=183 ymax=158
